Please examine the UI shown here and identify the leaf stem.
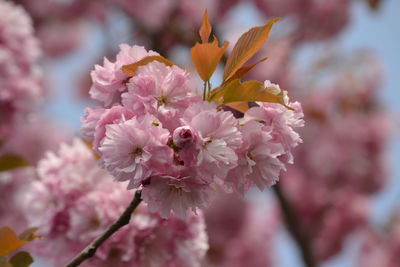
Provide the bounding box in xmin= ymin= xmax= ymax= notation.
xmin=64 ymin=190 xmax=142 ymax=267
xmin=207 ymin=80 xmax=212 ymax=99
xmin=203 ymin=81 xmax=207 ymax=100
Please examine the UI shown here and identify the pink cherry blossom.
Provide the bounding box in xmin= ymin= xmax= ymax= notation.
xmin=92 ymin=105 xmax=135 ymax=152
xmin=122 ymin=61 xmax=200 ymax=131
xmin=227 ymin=120 xmax=285 ymax=194
xmin=89 ymin=44 xmax=158 ymax=106
xmin=81 ymin=107 xmax=106 ymax=140
xmin=20 ymin=138 xmax=208 ymax=267
xmin=173 ymin=126 xmax=196 ymax=148
xmin=244 ymin=81 xmax=304 ymax=164
xmin=142 ymin=173 xmax=213 ymax=218
xmin=99 ymin=114 xmax=173 ymax=189
xmin=179 ymin=102 xmax=242 ymax=181
xmin=0 ymin=1 xmax=44 ymax=139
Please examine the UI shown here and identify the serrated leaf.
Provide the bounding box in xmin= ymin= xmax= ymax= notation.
xmin=18 ymin=228 xmax=39 ymax=243
xmin=0 ymin=154 xmax=28 ymax=172
xmin=223 ymin=18 xmax=279 ymax=82
xmin=121 ymin=56 xmax=174 ymax=76
xmin=223 ymin=79 xmax=294 ymax=110
xmin=191 ymin=37 xmax=229 ymax=82
xmin=0 ymin=227 xmax=27 ymax=257
xmin=223 ymin=57 xmax=268 ymax=85
xmin=199 ymin=9 xmax=212 ymax=43
xmin=9 ymin=252 xmax=33 ymax=267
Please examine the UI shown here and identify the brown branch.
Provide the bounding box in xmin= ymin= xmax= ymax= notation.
xmin=273 ymin=184 xmax=317 ymax=267
xmin=64 ymin=190 xmax=142 ymax=267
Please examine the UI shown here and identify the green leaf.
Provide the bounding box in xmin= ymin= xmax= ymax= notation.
xmin=121 ymin=56 xmax=174 ymax=76
xmin=0 ymin=155 xmax=28 ymax=172
xmin=9 ymin=252 xmax=33 ymax=267
xmin=223 ymin=79 xmax=294 ymax=110
xmin=223 ymin=18 xmax=279 ymax=82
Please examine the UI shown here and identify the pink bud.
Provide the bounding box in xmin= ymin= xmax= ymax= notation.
xmin=173 ymin=126 xmax=195 ymax=148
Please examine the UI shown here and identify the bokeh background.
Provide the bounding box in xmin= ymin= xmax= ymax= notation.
xmin=1 ymin=0 xmax=399 ymax=266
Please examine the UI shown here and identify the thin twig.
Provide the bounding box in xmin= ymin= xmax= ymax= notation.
xmin=64 ymin=190 xmax=142 ymax=267
xmin=273 ymin=184 xmax=316 ymax=267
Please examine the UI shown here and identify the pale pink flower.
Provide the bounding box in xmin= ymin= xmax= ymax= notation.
xmin=227 ymin=120 xmax=285 ymax=194
xmin=20 ymin=139 xmax=208 ymax=266
xmin=122 ymin=61 xmax=200 ymax=130
xmin=89 ymin=44 xmax=158 ymax=106
xmin=0 ymin=1 xmax=44 ymax=139
xmin=81 ymin=107 xmax=106 ymax=140
xmin=179 ymin=102 xmax=242 ymax=181
xmin=142 ymin=173 xmax=213 ymax=218
xmin=89 ymin=57 xmax=126 ymax=107
xmin=93 ymin=105 xmax=135 ymax=152
xmin=244 ymin=80 xmax=304 ymax=164
xmin=99 ymin=114 xmax=173 ymax=189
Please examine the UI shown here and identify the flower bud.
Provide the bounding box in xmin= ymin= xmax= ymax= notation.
xmin=172 ymin=126 xmax=195 ymax=148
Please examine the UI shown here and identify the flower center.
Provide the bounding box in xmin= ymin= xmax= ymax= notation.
xmin=132 ymin=147 xmax=143 ymax=156
xmin=157 ymin=95 xmax=168 ymax=106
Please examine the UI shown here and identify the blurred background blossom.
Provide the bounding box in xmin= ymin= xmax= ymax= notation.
xmin=0 ymin=0 xmax=399 ymax=266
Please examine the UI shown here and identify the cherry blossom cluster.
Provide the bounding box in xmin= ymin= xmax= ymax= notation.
xmin=20 ymin=139 xmax=208 ymax=266
xmin=0 ymin=0 xmax=44 ymax=140
xmin=82 ymin=44 xmax=304 ymax=218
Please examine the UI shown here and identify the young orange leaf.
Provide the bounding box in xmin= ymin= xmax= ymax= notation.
xmin=208 ymin=86 xmax=225 ymax=102
xmin=191 ymin=37 xmax=229 ymax=82
xmin=0 ymin=154 xmax=28 ymax=172
xmin=223 ymin=79 xmax=294 ymax=110
xmin=223 ymin=18 xmax=280 ymax=82
xmin=199 ymin=9 xmax=212 ymax=43
xmin=121 ymin=55 xmax=174 ymax=76
xmin=0 ymin=227 xmax=27 ymax=257
xmin=225 ymin=102 xmax=249 ymax=113
xmin=223 ymin=57 xmax=268 ymax=85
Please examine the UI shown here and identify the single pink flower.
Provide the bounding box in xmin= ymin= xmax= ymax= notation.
xmin=93 ymin=105 xmax=134 ymax=152
xmin=227 ymin=120 xmax=285 ymax=194
xmin=89 ymin=44 xmax=158 ymax=107
xmin=179 ymin=102 xmax=242 ymax=181
xmin=142 ymin=174 xmax=213 ymax=218
xmin=122 ymin=61 xmax=200 ymax=131
xmin=99 ymin=114 xmax=172 ymax=189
